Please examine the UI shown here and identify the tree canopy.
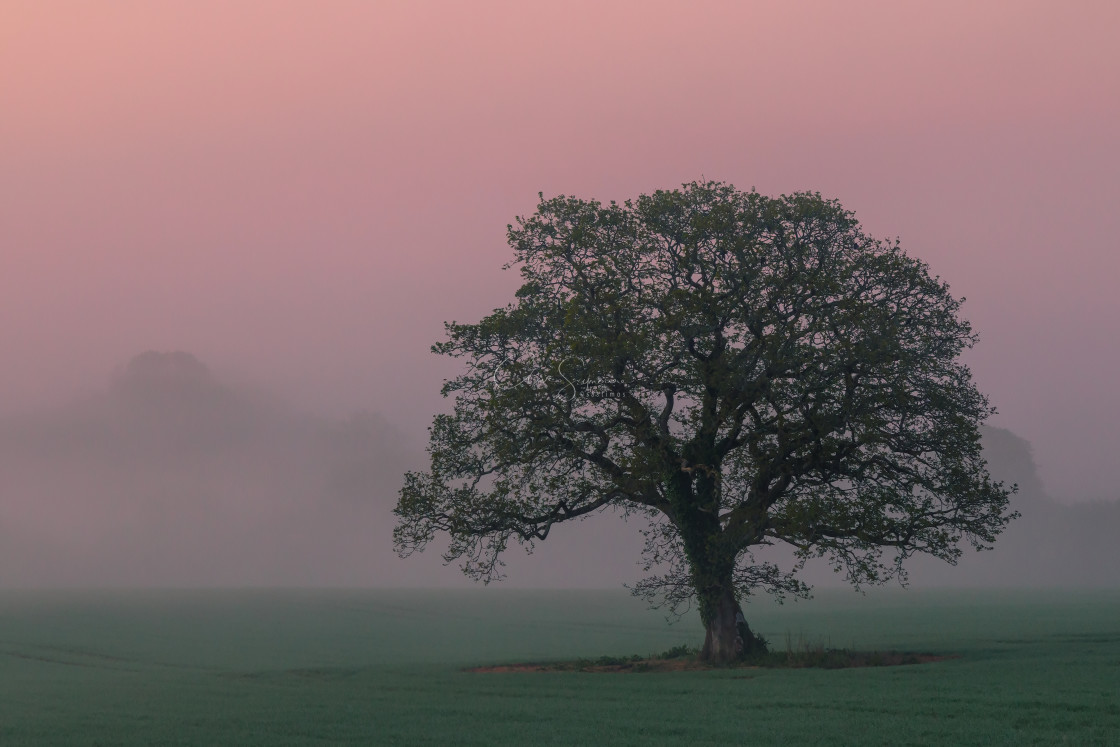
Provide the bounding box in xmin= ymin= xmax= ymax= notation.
xmin=394 ymin=181 xmax=1016 ymax=662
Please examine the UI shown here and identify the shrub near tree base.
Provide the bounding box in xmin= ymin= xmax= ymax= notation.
xmin=395 ymin=181 xmax=1017 ymax=664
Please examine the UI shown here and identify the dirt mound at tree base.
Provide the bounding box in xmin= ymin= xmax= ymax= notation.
xmin=467 ymin=651 xmax=958 ymax=673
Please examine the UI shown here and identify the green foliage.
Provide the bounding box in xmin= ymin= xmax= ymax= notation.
xmin=655 ymin=643 xmax=698 ymax=660
xmin=2 ymin=590 xmax=1119 ymax=745
xmin=734 ymin=631 xmax=931 ymax=669
xmin=395 ymin=181 xmax=1018 ymax=637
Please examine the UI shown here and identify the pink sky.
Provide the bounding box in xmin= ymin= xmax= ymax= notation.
xmin=2 ymin=1 xmax=1118 ymax=501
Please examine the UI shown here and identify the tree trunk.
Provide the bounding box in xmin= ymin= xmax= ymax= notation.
xmin=700 ymin=581 xmax=765 ymax=664
xmin=674 ymin=470 xmax=764 ymax=664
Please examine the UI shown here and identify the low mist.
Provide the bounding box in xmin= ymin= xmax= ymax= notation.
xmin=2 ymin=351 xmax=1116 ymax=590
xmin=0 ymin=351 xmax=646 ymax=587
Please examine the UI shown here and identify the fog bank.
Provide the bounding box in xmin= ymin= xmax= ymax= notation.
xmin=1 ymin=352 xmax=1116 ymax=590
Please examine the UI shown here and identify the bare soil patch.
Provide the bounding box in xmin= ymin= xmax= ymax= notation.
xmin=467 ymin=651 xmax=958 ymax=674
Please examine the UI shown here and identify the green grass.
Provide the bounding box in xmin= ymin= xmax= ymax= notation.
xmin=1 ymin=588 xmax=1118 ymax=745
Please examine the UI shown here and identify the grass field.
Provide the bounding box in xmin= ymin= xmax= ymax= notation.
xmin=1 ymin=588 xmax=1117 ymax=745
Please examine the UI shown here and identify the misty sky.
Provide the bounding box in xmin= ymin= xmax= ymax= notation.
xmin=2 ymin=1 xmax=1118 ymax=503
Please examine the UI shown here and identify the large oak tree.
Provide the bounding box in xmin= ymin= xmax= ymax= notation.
xmin=394 ymin=182 xmax=1016 ymax=663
